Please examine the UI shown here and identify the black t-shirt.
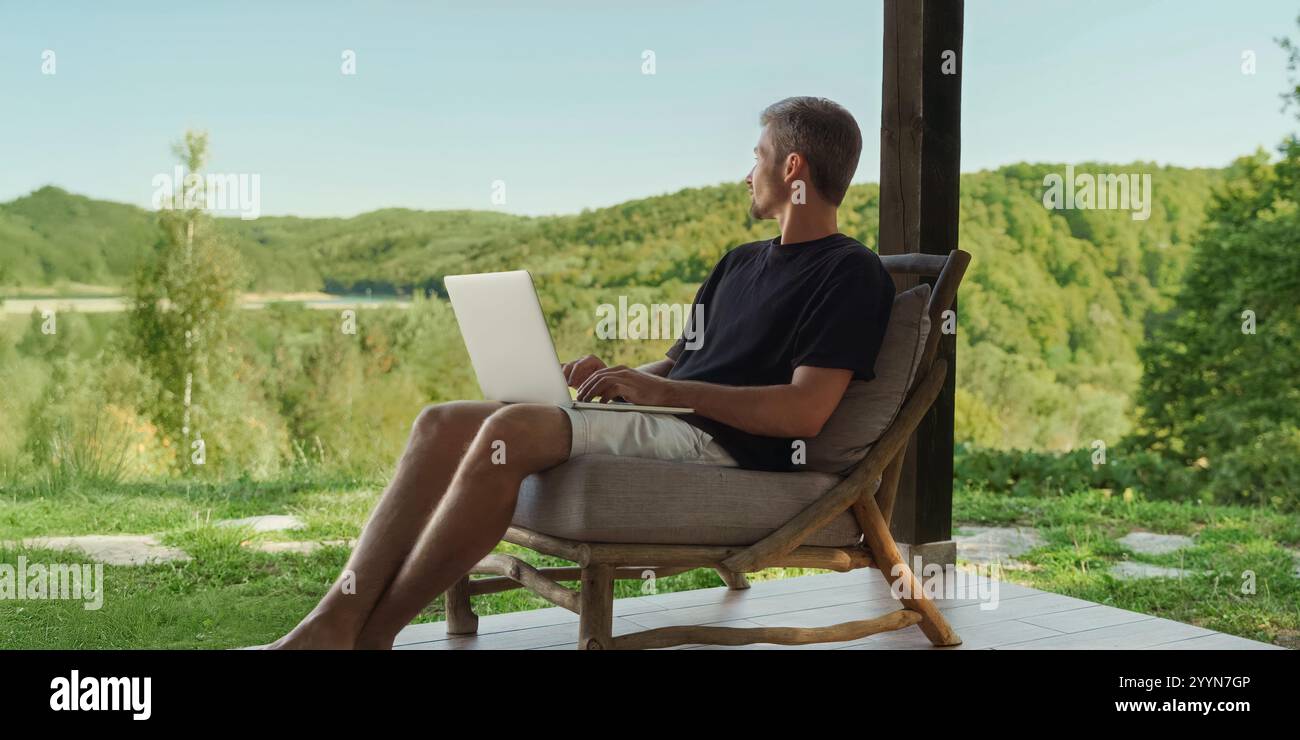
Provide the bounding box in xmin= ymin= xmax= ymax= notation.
xmin=666 ymin=232 xmax=895 ymax=472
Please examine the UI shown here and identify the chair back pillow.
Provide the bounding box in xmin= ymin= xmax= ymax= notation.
xmin=804 ymin=282 xmax=932 ymax=475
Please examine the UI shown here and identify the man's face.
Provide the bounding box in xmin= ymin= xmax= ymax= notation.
xmin=746 ymin=126 xmax=785 ymax=219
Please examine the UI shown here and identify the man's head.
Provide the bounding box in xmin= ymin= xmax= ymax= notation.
xmin=747 ymin=97 xmax=862 ymax=220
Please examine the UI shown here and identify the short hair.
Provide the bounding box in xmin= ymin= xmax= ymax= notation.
xmin=759 ymin=97 xmax=863 ymax=206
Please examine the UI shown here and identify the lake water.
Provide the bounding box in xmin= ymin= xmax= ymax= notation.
xmin=1 ymin=295 xmax=413 ymax=315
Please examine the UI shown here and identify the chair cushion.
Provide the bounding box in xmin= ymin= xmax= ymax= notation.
xmin=804 ymin=283 xmax=932 ymax=475
xmin=513 ymin=454 xmax=871 ymax=547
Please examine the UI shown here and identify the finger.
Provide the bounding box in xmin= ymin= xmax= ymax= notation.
xmin=582 ymin=377 xmax=612 ymax=402
xmin=576 ymin=373 xmax=598 ymax=401
xmin=577 ymin=356 xmax=604 ymax=383
xmin=575 ymin=372 xmax=596 ymax=399
xmin=573 ymin=367 xmax=597 ymax=389
xmin=576 ymin=367 xmax=616 ymax=400
xmin=599 ymin=382 xmax=626 ymax=403
xmin=567 ymin=362 xmax=587 ymax=388
xmin=587 ymin=368 xmax=630 ymax=399
xmin=582 ymin=372 xmax=627 ymax=402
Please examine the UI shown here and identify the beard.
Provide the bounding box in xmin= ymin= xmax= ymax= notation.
xmin=748 ymin=186 xmax=773 ymax=219
xmin=748 ymin=170 xmax=783 ymax=219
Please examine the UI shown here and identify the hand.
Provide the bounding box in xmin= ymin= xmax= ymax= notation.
xmin=575 ymin=365 xmax=680 ymax=407
xmin=561 ymin=354 xmax=607 ymax=389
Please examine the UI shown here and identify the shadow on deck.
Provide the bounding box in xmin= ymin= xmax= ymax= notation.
xmin=394 ymin=569 xmax=1281 ymax=650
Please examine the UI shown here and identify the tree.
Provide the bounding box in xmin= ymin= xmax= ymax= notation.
xmin=1134 ymin=147 xmax=1300 ymax=458
xmin=1133 ymin=22 xmax=1300 ymax=509
xmin=126 ymin=131 xmax=245 ymax=471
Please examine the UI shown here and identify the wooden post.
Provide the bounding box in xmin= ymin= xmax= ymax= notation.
xmin=877 ymin=0 xmax=963 ymax=563
xmin=445 ymin=574 xmax=479 ymax=635
xmin=577 ymin=564 xmax=615 ymax=650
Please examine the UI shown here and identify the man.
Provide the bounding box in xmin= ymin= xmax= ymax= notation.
xmin=265 ymin=96 xmax=894 ymax=649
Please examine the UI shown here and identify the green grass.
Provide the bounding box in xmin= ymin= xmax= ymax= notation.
xmin=0 ymin=474 xmax=818 ymax=648
xmin=1 ymin=475 xmax=1296 ymax=648
xmin=956 ymin=485 xmax=1300 ymax=648
xmin=0 ymin=474 xmax=377 ymax=540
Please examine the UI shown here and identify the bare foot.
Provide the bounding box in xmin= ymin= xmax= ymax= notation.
xmin=259 ymin=613 xmax=356 ymax=650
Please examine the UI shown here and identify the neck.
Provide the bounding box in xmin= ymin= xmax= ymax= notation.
xmin=775 ymin=202 xmax=840 ymax=245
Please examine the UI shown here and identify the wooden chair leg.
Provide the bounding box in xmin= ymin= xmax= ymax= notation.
xmin=853 ymin=496 xmax=962 ymax=647
xmin=578 ymin=564 xmax=615 ymax=650
xmin=715 ymin=567 xmax=751 ymax=590
xmin=445 ymin=574 xmax=479 ymax=635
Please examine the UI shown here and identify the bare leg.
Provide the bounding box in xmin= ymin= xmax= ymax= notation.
xmin=353 ymin=403 xmax=572 ymax=649
xmin=266 ymin=400 xmax=503 ymax=649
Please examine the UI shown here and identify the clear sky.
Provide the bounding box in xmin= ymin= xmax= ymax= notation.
xmin=1 ymin=0 xmax=1297 ymax=217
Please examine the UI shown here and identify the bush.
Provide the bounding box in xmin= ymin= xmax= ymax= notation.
xmin=0 ymin=356 xmax=47 ymax=478
xmin=22 ymin=359 xmax=177 ymax=491
xmin=954 ymin=443 xmax=1204 ymax=503
xmin=1205 ymin=426 xmax=1300 ymax=512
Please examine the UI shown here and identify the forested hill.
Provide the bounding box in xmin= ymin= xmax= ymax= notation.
xmin=0 ymin=163 xmax=1222 ymax=449
xmin=0 ymin=186 xmax=529 ymax=294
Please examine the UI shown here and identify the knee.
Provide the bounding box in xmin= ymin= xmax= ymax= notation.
xmin=475 ymin=404 xmax=537 ymax=450
xmin=468 ymin=404 xmax=568 ymax=471
xmin=410 ymin=401 xmax=485 ymax=441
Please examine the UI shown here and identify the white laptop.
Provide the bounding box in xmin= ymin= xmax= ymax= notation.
xmin=443 ymin=270 xmax=693 ymax=414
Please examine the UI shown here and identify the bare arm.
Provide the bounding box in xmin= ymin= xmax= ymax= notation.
xmin=667 ymin=366 xmax=850 ymax=438
xmin=636 ymin=358 xmax=675 ymax=377
xmin=575 ymin=365 xmax=852 ymax=439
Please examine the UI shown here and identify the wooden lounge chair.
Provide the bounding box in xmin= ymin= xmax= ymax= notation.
xmin=447 ymin=248 xmax=972 ymax=649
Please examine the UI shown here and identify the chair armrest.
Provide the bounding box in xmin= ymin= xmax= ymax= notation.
xmin=721 ymin=358 xmax=948 ymax=573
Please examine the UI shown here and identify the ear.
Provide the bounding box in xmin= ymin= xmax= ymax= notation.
xmin=782 ymin=152 xmax=804 ymax=183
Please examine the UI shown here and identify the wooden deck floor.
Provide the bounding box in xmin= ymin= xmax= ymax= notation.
xmin=394 ymin=568 xmax=1283 ymax=650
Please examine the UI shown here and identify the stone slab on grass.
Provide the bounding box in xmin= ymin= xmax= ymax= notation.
xmin=1109 ymin=561 xmax=1199 ymax=580
xmin=8 ymin=535 xmax=191 ymax=566
xmin=214 ymin=515 xmax=306 ymax=533
xmin=954 ymin=525 xmax=1045 ymax=566
xmin=1118 ymin=531 xmax=1194 ymax=556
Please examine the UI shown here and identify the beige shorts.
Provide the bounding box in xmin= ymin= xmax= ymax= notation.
xmin=559 ymin=407 xmax=738 ymax=467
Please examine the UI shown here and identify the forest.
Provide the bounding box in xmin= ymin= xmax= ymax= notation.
xmin=0 ymin=147 xmax=1295 ymax=513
